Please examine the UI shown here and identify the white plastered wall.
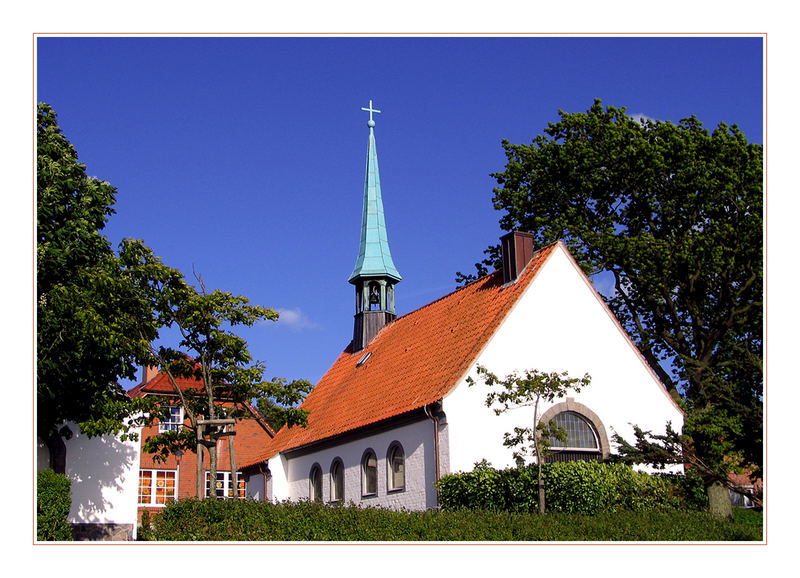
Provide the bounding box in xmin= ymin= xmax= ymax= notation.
xmin=444 ymin=244 xmax=684 ymax=474
xmin=280 ymin=418 xmax=437 ymax=510
xmin=38 ymin=423 xmax=143 ymax=531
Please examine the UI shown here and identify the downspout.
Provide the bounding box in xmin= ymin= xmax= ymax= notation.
xmin=424 ymin=403 xmax=440 ymax=505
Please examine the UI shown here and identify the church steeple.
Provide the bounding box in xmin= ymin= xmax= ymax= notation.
xmin=350 ymin=100 xmax=401 ymax=353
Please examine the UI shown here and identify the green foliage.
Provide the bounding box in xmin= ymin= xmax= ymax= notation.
xmin=436 ymin=461 xmax=704 ymax=515
xmin=139 ymin=277 xmax=312 ymax=463
xmin=143 ymin=498 xmax=761 ymax=541
xmin=464 ymin=100 xmax=763 ymax=487
xmin=37 ymin=103 xmax=167 ymax=470
xmin=36 ymin=470 xmax=72 ymax=541
xmin=138 ymin=509 xmax=153 ymax=541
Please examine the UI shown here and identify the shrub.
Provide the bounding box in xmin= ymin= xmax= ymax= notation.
xmin=438 ymin=460 xmax=697 ymax=514
xmin=37 ymin=469 xmax=72 ymax=541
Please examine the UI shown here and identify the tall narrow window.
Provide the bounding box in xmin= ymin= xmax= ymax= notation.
xmin=387 ymin=443 xmax=405 ymax=492
xmin=330 ymin=459 xmax=344 ymax=503
xmin=361 ymin=449 xmax=377 ymax=497
xmin=309 ymin=464 xmax=323 ymax=502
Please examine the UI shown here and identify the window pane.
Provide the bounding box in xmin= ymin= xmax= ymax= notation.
xmin=310 ymin=466 xmax=322 ymax=502
xmin=389 ymin=446 xmax=405 ymax=490
xmin=549 ymin=412 xmax=599 ymax=449
xmin=216 ymin=472 xmax=225 ymax=498
xmin=155 ymin=471 xmax=176 ymax=504
xmin=331 ymin=462 xmax=343 ymax=502
xmin=138 ymin=470 xmax=153 ymax=504
xmin=363 ymin=453 xmax=377 ymax=495
xmin=159 ymin=406 xmax=182 ymax=432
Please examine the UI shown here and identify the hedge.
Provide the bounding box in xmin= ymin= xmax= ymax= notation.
xmin=436 ymin=460 xmax=707 ymax=514
xmin=142 ymin=499 xmax=761 ymax=541
xmin=37 ymin=469 xmax=72 ymax=541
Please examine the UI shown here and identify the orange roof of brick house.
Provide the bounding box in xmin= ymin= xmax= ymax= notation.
xmin=128 ymin=368 xmax=275 ymax=469
xmin=243 ymin=242 xmax=559 ymax=467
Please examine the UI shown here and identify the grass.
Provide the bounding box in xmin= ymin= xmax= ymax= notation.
xmin=143 ymin=499 xmax=763 ymax=542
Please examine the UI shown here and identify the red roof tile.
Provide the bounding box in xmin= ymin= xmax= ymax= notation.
xmin=244 ymin=243 xmax=559 ymax=466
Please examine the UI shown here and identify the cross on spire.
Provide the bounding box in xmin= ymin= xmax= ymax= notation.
xmin=361 ymin=100 xmax=381 ymax=125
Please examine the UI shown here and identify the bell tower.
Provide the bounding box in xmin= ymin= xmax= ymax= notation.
xmin=349 ymin=101 xmax=402 ymax=352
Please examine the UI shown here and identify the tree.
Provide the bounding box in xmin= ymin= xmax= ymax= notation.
xmin=137 ymin=268 xmax=312 ymax=499
xmin=467 ymin=365 xmax=591 ymax=514
xmin=464 ymin=100 xmax=762 ymax=516
xmin=37 ymin=103 xmax=162 ymax=472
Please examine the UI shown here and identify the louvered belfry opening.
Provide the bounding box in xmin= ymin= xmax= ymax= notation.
xmin=500 ymin=230 xmax=536 ymax=284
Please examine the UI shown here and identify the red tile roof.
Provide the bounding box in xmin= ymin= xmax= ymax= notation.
xmin=244 ymin=243 xmax=559 ymax=466
xmin=128 ymin=369 xmax=275 ymax=467
xmin=127 ymin=371 xmax=206 ymax=398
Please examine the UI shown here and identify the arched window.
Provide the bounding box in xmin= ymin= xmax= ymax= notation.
xmin=309 ymin=463 xmax=323 ymax=502
xmin=549 ymin=411 xmax=599 ymax=449
xmin=361 ymin=449 xmax=377 ymax=497
xmin=387 ymin=442 xmax=405 ymax=492
xmin=330 ymin=458 xmax=344 ymax=503
xmin=546 ymin=410 xmax=602 ymax=463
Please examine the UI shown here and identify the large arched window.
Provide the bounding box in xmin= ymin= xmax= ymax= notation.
xmin=548 ymin=411 xmax=599 ymax=450
xmin=330 ymin=458 xmax=344 ymax=503
xmin=539 ymin=399 xmax=611 ymax=463
xmin=309 ymin=463 xmax=323 ymax=502
xmin=387 ymin=442 xmax=405 ymax=492
xmin=361 ymin=449 xmax=378 ymax=497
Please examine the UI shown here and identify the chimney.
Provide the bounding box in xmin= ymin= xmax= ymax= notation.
xmin=500 ymin=231 xmax=536 ymax=284
xmin=141 ymin=365 xmax=160 ymax=384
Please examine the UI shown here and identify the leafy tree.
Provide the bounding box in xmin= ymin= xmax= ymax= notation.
xmin=138 ymin=269 xmax=312 ymax=499
xmin=467 ymin=365 xmax=591 ymax=513
xmin=37 ymin=103 xmax=162 ymax=472
xmin=464 ymin=100 xmax=762 ymax=516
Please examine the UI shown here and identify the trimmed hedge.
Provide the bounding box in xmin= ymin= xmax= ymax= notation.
xmin=37 ymin=469 xmax=72 ymax=541
xmin=143 ymin=499 xmax=761 ymax=541
xmin=436 ymin=461 xmax=707 ymax=514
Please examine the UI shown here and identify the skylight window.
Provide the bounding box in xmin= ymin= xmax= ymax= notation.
xmin=356 ymin=352 xmax=372 ymax=367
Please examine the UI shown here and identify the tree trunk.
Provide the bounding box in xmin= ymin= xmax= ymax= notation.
xmin=537 ymin=460 xmax=545 ymax=515
xmin=46 ymin=432 xmax=67 ymax=475
xmin=209 ymin=441 xmax=218 ymax=499
xmin=196 ymin=425 xmax=205 ymax=499
xmin=538 ymin=477 xmax=546 ymax=515
xmin=707 ymin=480 xmax=733 ymax=519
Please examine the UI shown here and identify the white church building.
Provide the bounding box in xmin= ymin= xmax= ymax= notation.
xmin=239 ymin=103 xmax=684 ymax=510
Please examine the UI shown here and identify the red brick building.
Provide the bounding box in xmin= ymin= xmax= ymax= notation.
xmin=128 ymin=367 xmax=274 ymax=520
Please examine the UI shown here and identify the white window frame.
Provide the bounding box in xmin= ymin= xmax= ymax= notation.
xmin=204 ymin=471 xmax=246 ymax=499
xmin=387 ymin=442 xmax=405 ymax=493
xmin=329 ymin=458 xmax=344 ymax=503
xmin=138 ymin=469 xmax=177 ymax=506
xmin=309 ymin=463 xmax=323 ymax=502
xmin=361 ymin=449 xmax=378 ymax=497
xmin=158 ymin=405 xmax=184 ymax=433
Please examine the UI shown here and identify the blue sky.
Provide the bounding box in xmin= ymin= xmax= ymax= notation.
xmin=35 ymin=36 xmax=764 ymax=389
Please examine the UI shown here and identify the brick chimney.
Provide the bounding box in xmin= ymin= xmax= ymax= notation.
xmin=500 ymin=231 xmax=536 ymax=284
xmin=141 ymin=365 xmax=160 ymax=384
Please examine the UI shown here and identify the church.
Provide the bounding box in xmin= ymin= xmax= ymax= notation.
xmin=237 ymin=103 xmax=684 ymax=510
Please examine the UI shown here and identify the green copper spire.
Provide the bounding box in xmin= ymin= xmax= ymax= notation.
xmin=349 ymin=101 xmax=402 ymax=284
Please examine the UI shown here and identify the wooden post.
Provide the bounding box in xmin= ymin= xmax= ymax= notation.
xmin=227 ymin=424 xmax=238 ymax=498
